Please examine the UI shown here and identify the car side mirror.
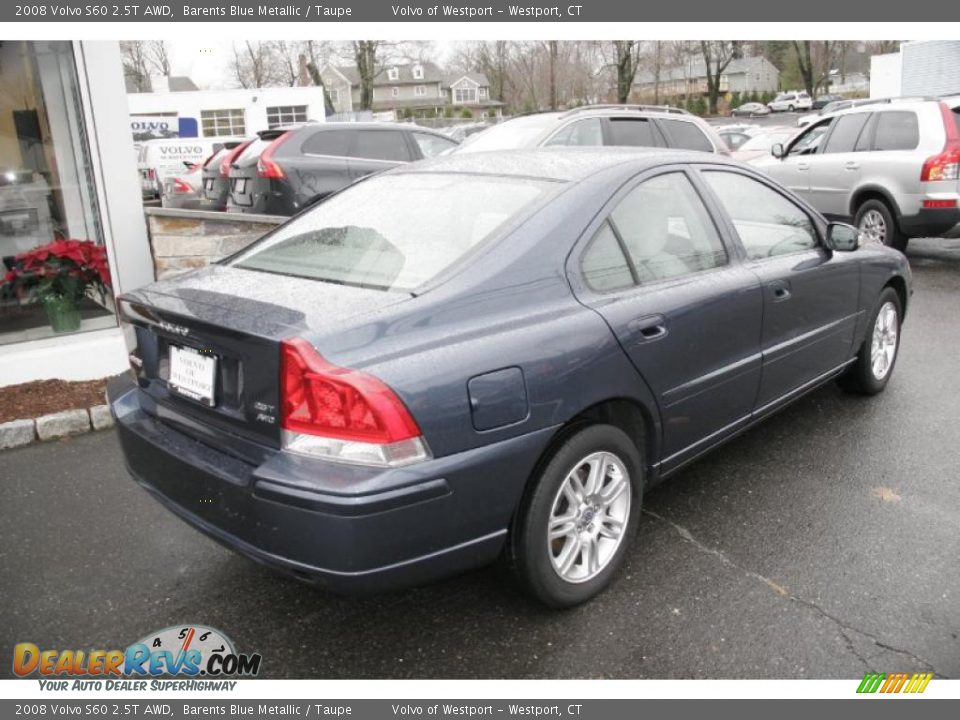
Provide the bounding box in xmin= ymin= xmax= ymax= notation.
xmin=771 ymin=143 xmax=786 ymax=159
xmin=825 ymin=222 xmax=860 ymax=252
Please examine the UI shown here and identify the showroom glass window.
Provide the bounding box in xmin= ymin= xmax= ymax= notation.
xmin=0 ymin=41 xmax=114 ymax=346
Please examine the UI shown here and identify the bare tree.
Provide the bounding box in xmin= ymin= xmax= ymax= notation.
xmin=793 ymin=41 xmax=838 ymax=98
xmin=145 ymin=40 xmax=171 ymax=77
xmin=700 ymin=41 xmax=738 ymax=114
xmin=120 ymin=40 xmax=151 ymax=92
xmin=609 ymin=41 xmax=642 ymax=103
xmin=546 ymin=41 xmax=559 ymax=110
xmin=650 ymin=41 xmax=663 ymax=104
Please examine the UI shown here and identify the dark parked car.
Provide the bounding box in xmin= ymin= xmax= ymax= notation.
xmin=812 ymin=93 xmax=846 ymax=111
xmin=111 ymin=148 xmax=910 ymax=607
xmin=227 ymin=123 xmax=459 ymax=215
xmin=201 ymin=139 xmax=250 ymax=211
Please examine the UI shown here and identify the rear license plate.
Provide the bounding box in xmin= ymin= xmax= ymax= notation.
xmin=233 ymin=178 xmax=247 ymax=193
xmin=168 ymin=345 xmax=217 ymax=406
xmin=204 ymin=179 xmax=214 ymax=191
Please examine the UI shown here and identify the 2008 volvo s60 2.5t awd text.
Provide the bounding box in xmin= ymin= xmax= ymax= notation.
xmin=111 ymin=148 xmax=911 ymax=607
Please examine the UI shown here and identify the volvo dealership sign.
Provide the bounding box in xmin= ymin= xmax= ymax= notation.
xmin=129 ymin=116 xmax=199 ymax=141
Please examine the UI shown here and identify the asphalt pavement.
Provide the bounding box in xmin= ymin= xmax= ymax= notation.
xmin=2 ymin=237 xmax=959 ymax=679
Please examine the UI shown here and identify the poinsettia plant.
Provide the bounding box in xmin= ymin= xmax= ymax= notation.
xmin=1 ymin=239 xmax=111 ymax=304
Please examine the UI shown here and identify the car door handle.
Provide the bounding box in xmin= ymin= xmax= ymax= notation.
xmin=797 ymin=162 xmax=810 ymax=171
xmin=628 ymin=316 xmax=668 ymax=342
xmin=844 ymin=161 xmax=860 ymax=170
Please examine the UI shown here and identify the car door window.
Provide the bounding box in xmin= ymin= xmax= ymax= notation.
xmin=703 ymin=171 xmax=818 ymax=260
xmin=607 ymin=118 xmax=662 ymax=148
xmin=301 ymin=129 xmax=353 ymax=157
xmin=580 ymin=222 xmax=635 ymax=292
xmin=873 ymin=111 xmax=920 ymax=151
xmin=660 ymin=119 xmax=713 ymax=152
xmin=608 ymin=172 xmax=727 ymax=283
xmin=543 ymin=118 xmax=603 ymax=147
xmin=351 ymin=130 xmax=412 ymax=162
xmin=411 ymin=132 xmax=458 ymax=158
xmin=854 ymin=113 xmax=876 ymax=152
xmin=823 ymin=113 xmax=871 ymax=154
xmin=789 ymin=120 xmax=831 ymax=156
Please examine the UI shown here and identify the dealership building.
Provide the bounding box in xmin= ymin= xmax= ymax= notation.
xmin=0 ymin=41 xmax=153 ymax=385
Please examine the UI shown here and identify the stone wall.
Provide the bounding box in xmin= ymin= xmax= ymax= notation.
xmin=144 ymin=208 xmax=285 ymax=279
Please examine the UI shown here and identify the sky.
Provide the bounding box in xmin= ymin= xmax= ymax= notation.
xmin=166 ymin=40 xmax=455 ymax=90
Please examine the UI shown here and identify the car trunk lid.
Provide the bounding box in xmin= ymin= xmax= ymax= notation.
xmin=119 ymin=264 xmax=410 ymax=457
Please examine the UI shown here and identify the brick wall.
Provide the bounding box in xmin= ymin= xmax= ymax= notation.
xmin=144 ymin=208 xmax=284 ymax=279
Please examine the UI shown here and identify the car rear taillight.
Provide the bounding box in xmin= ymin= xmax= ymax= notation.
xmin=220 ymin=140 xmax=253 ymax=178
xmin=279 ymin=338 xmax=430 ymax=467
xmin=921 ymin=102 xmax=960 ymax=182
xmin=257 ymin=132 xmax=291 ymax=180
xmin=147 ymin=168 xmax=156 ymax=180
xmin=172 ymin=178 xmax=192 ymax=193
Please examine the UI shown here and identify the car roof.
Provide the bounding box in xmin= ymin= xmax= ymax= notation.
xmin=285 ymin=121 xmax=451 ymax=138
xmin=814 ymin=96 xmax=945 ymax=122
xmin=392 ymin=147 xmax=740 ymax=183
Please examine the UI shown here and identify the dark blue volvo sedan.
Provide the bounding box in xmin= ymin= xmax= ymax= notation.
xmin=111 ymin=149 xmax=911 ymax=607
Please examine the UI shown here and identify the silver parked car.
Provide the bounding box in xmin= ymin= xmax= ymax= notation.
xmin=457 ymin=105 xmax=729 ymax=155
xmin=753 ymin=96 xmax=960 ymax=251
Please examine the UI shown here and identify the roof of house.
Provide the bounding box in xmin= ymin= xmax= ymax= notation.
xmin=124 ymin=75 xmax=199 ymax=93
xmin=325 ymin=63 xmax=491 ymax=89
xmin=328 ymin=61 xmax=445 ymax=86
xmin=444 ymin=72 xmax=492 ymax=88
xmin=635 ymin=56 xmax=778 ymax=85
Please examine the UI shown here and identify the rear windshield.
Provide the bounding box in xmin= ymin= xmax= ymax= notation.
xmin=230 ymin=173 xmax=554 ymax=292
xmin=458 ymin=117 xmax=555 ymax=153
xmin=235 ymin=138 xmax=271 ymax=164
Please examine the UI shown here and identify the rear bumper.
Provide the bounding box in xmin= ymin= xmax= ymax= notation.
xmin=110 ymin=381 xmax=555 ymax=593
xmin=899 ymin=206 xmax=960 ymax=238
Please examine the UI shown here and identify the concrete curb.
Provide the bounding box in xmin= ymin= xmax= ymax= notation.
xmin=0 ymin=403 xmax=114 ymax=451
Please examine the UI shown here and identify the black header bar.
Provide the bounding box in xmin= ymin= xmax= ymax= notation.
xmin=3 ymin=0 xmax=956 ymax=22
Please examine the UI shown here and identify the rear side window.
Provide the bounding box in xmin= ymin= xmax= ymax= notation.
xmin=873 ymin=112 xmax=919 ymax=151
xmin=351 ymin=130 xmax=412 ymax=162
xmin=610 ymin=172 xmax=727 ymax=282
xmin=411 ymin=132 xmax=457 ymax=158
xmin=823 ymin=113 xmax=871 ymax=154
xmin=544 ymin=118 xmax=604 ymax=147
xmin=301 ymin=129 xmax=353 ymax=157
xmin=661 ymin=119 xmax=713 ymax=152
xmin=581 ymin=222 xmax=634 ymax=292
xmin=608 ymin=119 xmax=662 ymax=148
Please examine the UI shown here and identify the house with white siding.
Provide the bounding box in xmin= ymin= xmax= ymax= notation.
xmin=634 ymin=55 xmax=780 ymax=99
xmin=321 ymin=62 xmax=504 ymax=118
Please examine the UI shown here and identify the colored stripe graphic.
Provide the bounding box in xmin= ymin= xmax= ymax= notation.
xmin=857 ymin=672 xmax=933 ymax=694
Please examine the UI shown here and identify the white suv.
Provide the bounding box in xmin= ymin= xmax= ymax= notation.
xmin=768 ymin=92 xmax=813 ymax=113
xmin=753 ymin=97 xmax=960 ymax=251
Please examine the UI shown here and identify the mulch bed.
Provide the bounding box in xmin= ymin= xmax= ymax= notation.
xmin=0 ymin=378 xmax=108 ymax=424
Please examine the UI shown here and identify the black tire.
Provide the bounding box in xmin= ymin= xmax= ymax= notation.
xmin=510 ymin=423 xmax=643 ymax=608
xmin=838 ymin=287 xmax=902 ymax=395
xmin=788 ymin=104 xmax=795 ymax=112
xmin=855 ymin=199 xmax=908 ymax=252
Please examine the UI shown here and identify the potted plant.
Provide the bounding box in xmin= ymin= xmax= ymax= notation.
xmin=1 ymin=239 xmax=111 ymax=333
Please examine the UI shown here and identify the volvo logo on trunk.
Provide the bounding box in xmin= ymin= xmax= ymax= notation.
xmin=159 ymin=320 xmax=190 ymax=336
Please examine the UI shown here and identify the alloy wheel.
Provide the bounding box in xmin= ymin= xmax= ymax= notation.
xmin=859 ymin=209 xmax=887 ymax=245
xmin=870 ymin=301 xmax=899 ymax=380
xmin=547 ymin=451 xmax=631 ymax=583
